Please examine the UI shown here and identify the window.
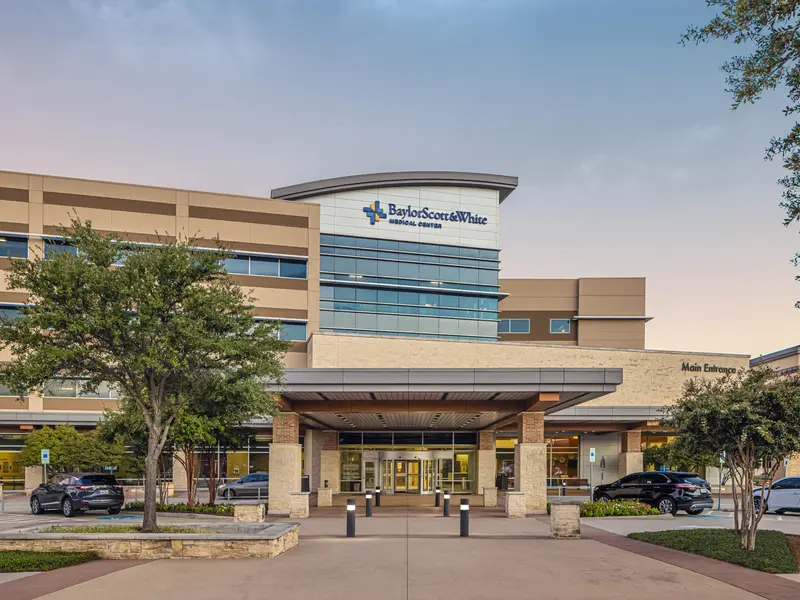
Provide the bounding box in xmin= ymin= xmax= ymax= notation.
xmin=0 ymin=235 xmax=27 ymax=258
xmin=280 ymin=260 xmax=307 ymax=279
xmin=280 ymin=322 xmax=306 ymax=341
xmin=550 ymin=319 xmax=571 ymax=334
xmin=641 ymin=474 xmax=669 ymax=484
xmin=0 ymin=383 xmax=12 ymax=396
xmin=250 ymin=257 xmax=279 ymax=277
xmin=222 ymin=254 xmax=307 ymax=279
xmin=498 ymin=319 xmax=530 ymax=334
xmin=44 ymin=240 xmax=77 ymax=258
xmin=44 ymin=379 xmax=120 ymax=398
xmin=618 ymin=474 xmax=642 ymax=486
xmin=0 ymin=305 xmax=23 ymax=320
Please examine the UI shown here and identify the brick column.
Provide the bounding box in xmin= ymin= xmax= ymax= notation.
xmin=268 ymin=412 xmax=302 ymax=515
xmin=618 ymin=430 xmax=643 ymax=478
xmin=477 ymin=430 xmax=496 ymax=495
xmin=515 ymin=412 xmax=547 ymax=513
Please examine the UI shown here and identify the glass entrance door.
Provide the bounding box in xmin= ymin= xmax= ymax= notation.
xmin=407 ymin=460 xmax=420 ymax=492
xmin=382 ymin=460 xmax=393 ymax=492
xmin=394 ymin=460 xmax=407 ymax=492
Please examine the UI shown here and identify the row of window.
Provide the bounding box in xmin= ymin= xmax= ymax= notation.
xmin=0 ymin=236 xmax=27 ymax=258
xmin=41 ymin=240 xmax=309 ymax=280
xmin=0 ymin=305 xmax=307 ymax=341
xmin=222 ymin=255 xmax=307 ymax=279
xmin=337 ymin=431 xmax=479 ymax=447
xmin=321 ymin=328 xmax=492 ymax=342
xmin=322 ymin=273 xmax=499 ymax=293
xmin=321 ymin=256 xmax=498 ymax=286
xmin=321 ymin=245 xmax=497 ymax=268
xmin=321 ymin=285 xmax=499 ymax=311
xmin=498 ymin=318 xmax=572 ymax=334
xmin=321 ymin=301 xmax=497 ymax=321
xmin=320 ymin=310 xmax=497 ymax=338
xmin=320 ymin=234 xmax=499 ymax=260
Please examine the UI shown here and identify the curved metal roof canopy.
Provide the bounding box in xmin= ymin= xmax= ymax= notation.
xmin=270 ymin=171 xmax=519 ymax=203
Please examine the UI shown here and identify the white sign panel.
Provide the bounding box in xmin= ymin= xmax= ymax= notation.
xmin=301 ymin=185 xmax=500 ymax=249
xmin=589 ymin=448 xmax=596 ymax=464
xmin=41 ymin=448 xmax=50 ymax=465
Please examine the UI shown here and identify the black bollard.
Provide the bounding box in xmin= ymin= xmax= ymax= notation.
xmin=346 ymin=499 xmax=356 ymax=537
xmin=460 ymin=498 xmax=469 ymax=537
xmin=366 ymin=491 xmax=373 ymax=517
xmin=375 ymin=486 xmax=381 ymax=507
xmin=443 ymin=491 xmax=450 ymax=517
xmin=435 ymin=487 xmax=441 ymax=507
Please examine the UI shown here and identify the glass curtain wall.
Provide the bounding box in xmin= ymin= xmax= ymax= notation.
xmin=320 ymin=234 xmax=502 ymax=341
xmin=496 ymin=435 xmax=582 ymax=489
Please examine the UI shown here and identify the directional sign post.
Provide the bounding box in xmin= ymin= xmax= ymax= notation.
xmin=718 ymin=451 xmax=726 ymax=510
xmin=41 ymin=448 xmax=50 ymax=483
xmin=589 ymin=448 xmax=596 ymax=499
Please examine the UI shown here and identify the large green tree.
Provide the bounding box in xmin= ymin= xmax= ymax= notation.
xmin=665 ymin=368 xmax=800 ymax=550
xmin=20 ymin=424 xmax=125 ymax=476
xmin=684 ymin=1 xmax=800 ymax=303
xmin=0 ymin=220 xmax=288 ymax=530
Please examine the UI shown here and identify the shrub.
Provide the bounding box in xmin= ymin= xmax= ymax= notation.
xmin=0 ymin=551 xmax=99 ymax=573
xmin=124 ymin=501 xmax=235 ymax=516
xmin=580 ymin=500 xmax=660 ymax=518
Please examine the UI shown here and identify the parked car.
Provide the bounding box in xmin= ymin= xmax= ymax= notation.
xmin=753 ymin=477 xmax=800 ymax=514
xmin=30 ymin=473 xmax=124 ymax=517
xmin=593 ymin=471 xmax=714 ymax=515
xmin=217 ymin=472 xmax=269 ymax=499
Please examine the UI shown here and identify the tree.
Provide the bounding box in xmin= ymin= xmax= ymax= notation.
xmin=643 ymin=437 xmax=721 ymax=472
xmin=665 ymin=368 xmax=800 ymax=550
xmin=0 ymin=219 xmax=289 ymax=531
xmin=20 ymin=425 xmax=124 ymax=475
xmin=683 ymin=1 xmax=800 ymax=304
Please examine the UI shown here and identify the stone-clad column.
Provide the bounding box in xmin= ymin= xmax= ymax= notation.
xmin=319 ymin=431 xmax=340 ymax=494
xmin=268 ymin=412 xmax=302 ymax=515
xmin=515 ymin=412 xmax=547 ymax=514
xmin=477 ymin=430 xmax=496 ymax=495
xmin=618 ymin=430 xmax=644 ymax=478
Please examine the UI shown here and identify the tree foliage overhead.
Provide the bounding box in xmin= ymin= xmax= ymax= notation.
xmin=683 ymin=1 xmax=800 ymax=302
xmin=665 ymin=368 xmax=800 ymax=550
xmin=0 ymin=219 xmax=289 ymax=530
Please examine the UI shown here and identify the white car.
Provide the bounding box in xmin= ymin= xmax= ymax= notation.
xmin=753 ymin=477 xmax=800 ymax=514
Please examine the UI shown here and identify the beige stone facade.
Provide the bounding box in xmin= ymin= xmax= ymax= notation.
xmin=550 ymin=503 xmax=581 ymax=538
xmin=267 ymin=444 xmax=302 ymax=515
xmin=307 ymin=332 xmax=748 ymax=408
xmin=514 ymin=443 xmax=548 ymax=513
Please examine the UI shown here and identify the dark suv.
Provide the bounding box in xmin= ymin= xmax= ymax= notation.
xmin=30 ymin=473 xmax=124 ymax=517
xmin=592 ymin=471 xmax=713 ymax=515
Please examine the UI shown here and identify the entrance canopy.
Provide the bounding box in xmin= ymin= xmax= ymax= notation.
xmin=278 ymin=368 xmax=622 ymax=431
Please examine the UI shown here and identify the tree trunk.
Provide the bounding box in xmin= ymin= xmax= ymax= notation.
xmin=208 ymin=450 xmax=217 ymax=505
xmin=142 ymin=427 xmax=162 ymax=533
xmin=186 ymin=445 xmax=197 ymax=507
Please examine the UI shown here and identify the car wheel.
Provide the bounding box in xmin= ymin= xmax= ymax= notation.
xmin=657 ymin=496 xmax=677 ymax=515
xmin=596 ymin=493 xmax=611 ymax=502
xmin=30 ymin=497 xmax=45 ymax=515
xmin=223 ymin=489 xmax=236 ymax=499
xmin=108 ymin=506 xmax=121 ymax=515
xmin=62 ymin=497 xmax=76 ymax=518
xmin=775 ymin=508 xmax=785 ymax=515
xmin=685 ymin=507 xmax=705 ymax=516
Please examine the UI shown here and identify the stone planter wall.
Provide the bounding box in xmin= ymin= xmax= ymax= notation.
xmin=0 ymin=523 xmax=298 ymax=560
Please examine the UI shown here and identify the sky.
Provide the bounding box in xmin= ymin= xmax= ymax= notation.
xmin=0 ymin=0 xmax=797 ymax=357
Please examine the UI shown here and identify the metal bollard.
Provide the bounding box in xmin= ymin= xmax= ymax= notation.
xmin=435 ymin=487 xmax=441 ymax=507
xmin=460 ymin=498 xmax=469 ymax=537
xmin=443 ymin=491 xmax=450 ymax=517
xmin=346 ymin=499 xmax=356 ymax=537
xmin=366 ymin=491 xmax=373 ymax=517
xmin=0 ymin=484 xmax=4 ymax=512
xmin=375 ymin=486 xmax=381 ymax=507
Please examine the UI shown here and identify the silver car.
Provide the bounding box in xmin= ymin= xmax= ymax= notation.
xmin=217 ymin=472 xmax=269 ymax=499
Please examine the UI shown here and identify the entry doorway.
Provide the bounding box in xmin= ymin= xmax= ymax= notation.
xmin=393 ymin=459 xmax=420 ymax=493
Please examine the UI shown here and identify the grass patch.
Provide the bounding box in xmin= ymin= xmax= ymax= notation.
xmin=0 ymin=550 xmax=99 ymax=573
xmin=41 ymin=525 xmax=210 ymax=534
xmin=629 ymin=529 xmax=798 ymax=574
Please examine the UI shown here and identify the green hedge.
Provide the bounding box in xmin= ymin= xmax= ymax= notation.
xmin=630 ymin=529 xmax=798 ymax=574
xmin=0 ymin=550 xmax=99 ymax=573
xmin=123 ymin=501 xmax=235 ymax=516
xmin=546 ymin=500 xmax=660 ymax=517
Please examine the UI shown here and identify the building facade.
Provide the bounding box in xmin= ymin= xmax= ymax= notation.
xmin=0 ymin=170 xmax=749 ymax=511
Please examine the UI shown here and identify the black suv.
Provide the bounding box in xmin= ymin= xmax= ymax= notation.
xmin=30 ymin=473 xmax=124 ymax=517
xmin=592 ymin=471 xmax=713 ymax=515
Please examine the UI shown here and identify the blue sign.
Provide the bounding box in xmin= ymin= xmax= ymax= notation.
xmin=41 ymin=448 xmax=50 ymax=465
xmin=363 ymin=201 xmax=489 ymax=229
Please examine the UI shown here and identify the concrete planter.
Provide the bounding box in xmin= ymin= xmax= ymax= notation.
xmin=582 ymin=514 xmax=674 ymax=520
xmin=0 ymin=522 xmax=299 ymax=560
